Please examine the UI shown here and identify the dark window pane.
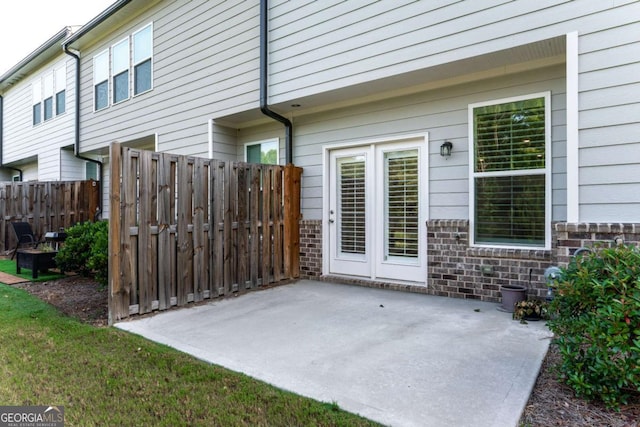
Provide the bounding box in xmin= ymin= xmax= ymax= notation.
xmin=86 ymin=162 xmax=98 ymax=180
xmin=95 ymin=81 xmax=108 ymax=110
xmin=33 ymin=103 xmax=41 ymax=125
xmin=113 ymin=70 xmax=129 ymax=103
xmin=247 ymin=144 xmax=261 ymax=163
xmin=134 ymin=59 xmax=152 ymax=95
xmin=56 ymin=90 xmax=65 ymax=115
xmin=475 ymin=174 xmax=545 ymax=246
xmin=44 ymin=97 xmax=53 ymax=120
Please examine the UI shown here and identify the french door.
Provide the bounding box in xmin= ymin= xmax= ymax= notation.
xmin=327 ymin=137 xmax=427 ymax=283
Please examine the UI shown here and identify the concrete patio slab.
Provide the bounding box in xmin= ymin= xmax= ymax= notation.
xmin=116 ymin=280 xmax=551 ymax=427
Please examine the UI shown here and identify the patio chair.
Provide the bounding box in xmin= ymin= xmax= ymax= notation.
xmin=10 ymin=222 xmax=40 ymax=259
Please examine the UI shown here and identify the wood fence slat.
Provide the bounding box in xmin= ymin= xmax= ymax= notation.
xmin=138 ymin=150 xmax=153 ymax=314
xmin=211 ymin=160 xmax=224 ymax=296
xmin=108 ymin=142 xmax=126 ymax=323
xmin=272 ymin=168 xmax=283 ymax=282
xmin=223 ymin=161 xmax=232 ymax=295
xmin=157 ymin=153 xmax=171 ymax=310
xmin=192 ymin=158 xmax=206 ymax=302
xmin=250 ymin=164 xmax=260 ymax=288
xmin=176 ymin=156 xmax=193 ymax=305
xmin=262 ymin=167 xmax=272 ymax=285
xmin=169 ymin=158 xmax=177 ymax=302
xmin=283 ymin=165 xmax=302 ymax=279
xmin=236 ymin=164 xmax=248 ymax=293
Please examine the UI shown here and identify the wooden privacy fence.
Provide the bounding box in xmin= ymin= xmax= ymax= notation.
xmin=0 ymin=180 xmax=100 ymax=253
xmin=108 ymin=142 xmax=302 ymax=323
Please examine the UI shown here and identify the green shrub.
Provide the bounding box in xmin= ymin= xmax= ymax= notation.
xmin=55 ymin=220 xmax=108 ymax=286
xmin=548 ymin=244 xmax=640 ymax=408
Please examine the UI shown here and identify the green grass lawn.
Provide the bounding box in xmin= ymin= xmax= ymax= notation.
xmin=0 ymin=284 xmax=379 ymax=426
xmin=0 ymin=258 xmax=65 ymax=282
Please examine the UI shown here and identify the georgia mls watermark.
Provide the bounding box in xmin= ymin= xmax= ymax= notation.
xmin=0 ymin=406 xmax=64 ymax=427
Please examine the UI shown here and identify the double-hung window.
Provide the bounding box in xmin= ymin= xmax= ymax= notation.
xmin=133 ymin=24 xmax=153 ymax=95
xmin=32 ymin=83 xmax=42 ymax=125
xmin=94 ymin=50 xmax=109 ymax=111
xmin=55 ymin=65 xmax=66 ymax=115
xmin=469 ymin=92 xmax=550 ymax=249
xmin=43 ymin=73 xmax=54 ymax=121
xmin=112 ymin=38 xmax=130 ymax=104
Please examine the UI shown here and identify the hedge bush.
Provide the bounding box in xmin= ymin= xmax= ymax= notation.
xmin=548 ymin=244 xmax=640 ymax=408
xmin=55 ymin=220 xmax=108 ymax=286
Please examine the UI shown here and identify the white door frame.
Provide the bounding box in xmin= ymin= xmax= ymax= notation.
xmin=322 ymin=133 xmax=429 ymax=284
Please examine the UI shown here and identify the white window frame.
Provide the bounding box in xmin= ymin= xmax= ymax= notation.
xmin=111 ymin=37 xmax=130 ymax=104
xmin=244 ymin=138 xmax=280 ymax=164
xmin=468 ymin=91 xmax=552 ymax=250
xmin=54 ymin=64 xmax=66 ymax=116
xmin=42 ymin=72 xmax=54 ymax=121
xmin=93 ymin=49 xmax=110 ymax=111
xmin=32 ymin=80 xmax=42 ymax=126
xmin=132 ymin=23 xmax=153 ymax=96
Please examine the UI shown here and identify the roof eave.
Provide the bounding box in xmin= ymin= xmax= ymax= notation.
xmin=62 ymin=0 xmax=133 ymax=49
xmin=0 ymin=27 xmax=72 ymax=90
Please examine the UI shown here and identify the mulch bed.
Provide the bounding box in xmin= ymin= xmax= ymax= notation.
xmin=15 ymin=276 xmax=108 ymax=327
xmin=11 ymin=276 xmax=640 ymax=425
xmin=520 ymin=344 xmax=640 ymax=426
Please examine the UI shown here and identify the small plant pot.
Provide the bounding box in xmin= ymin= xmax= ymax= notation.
xmin=500 ymin=285 xmax=527 ymax=313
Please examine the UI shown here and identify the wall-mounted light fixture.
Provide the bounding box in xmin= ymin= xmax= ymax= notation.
xmin=440 ymin=141 xmax=453 ymax=158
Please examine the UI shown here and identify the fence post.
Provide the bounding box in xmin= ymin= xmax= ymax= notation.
xmin=283 ymin=164 xmax=302 ymax=279
xmin=108 ymin=142 xmax=126 ymax=324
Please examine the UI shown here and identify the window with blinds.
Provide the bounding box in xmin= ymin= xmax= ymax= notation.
xmin=385 ymin=150 xmax=419 ymax=258
xmin=472 ymin=95 xmax=547 ymax=247
xmin=338 ymin=158 xmax=366 ymax=255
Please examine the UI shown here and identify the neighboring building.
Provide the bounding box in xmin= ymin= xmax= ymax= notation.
xmin=47 ymin=1 xmax=640 ymax=298
xmin=0 ymin=27 xmax=97 ymax=183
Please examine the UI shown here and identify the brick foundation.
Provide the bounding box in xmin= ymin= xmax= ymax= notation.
xmin=555 ymin=222 xmax=640 ymax=265
xmin=298 ymin=219 xmax=640 ymax=304
xmin=299 ymin=219 xmax=322 ymax=277
xmin=426 ymin=220 xmax=554 ymax=302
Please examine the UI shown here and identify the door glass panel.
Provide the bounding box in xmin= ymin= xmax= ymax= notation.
xmin=338 ymin=157 xmax=366 ymax=255
xmin=385 ymin=150 xmax=418 ymax=259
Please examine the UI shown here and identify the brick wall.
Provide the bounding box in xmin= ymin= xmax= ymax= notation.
xmin=298 ymin=219 xmax=640 ymax=304
xmin=299 ymin=219 xmax=322 ymax=277
xmin=426 ymin=220 xmax=554 ymax=302
xmin=555 ymin=222 xmax=640 ymax=265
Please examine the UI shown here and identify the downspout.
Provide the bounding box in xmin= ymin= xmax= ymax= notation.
xmin=63 ymin=45 xmax=103 ymax=218
xmin=0 ymin=95 xmax=23 ymax=180
xmin=260 ymin=0 xmax=293 ymax=164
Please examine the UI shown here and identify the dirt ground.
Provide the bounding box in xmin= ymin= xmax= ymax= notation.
xmin=15 ymin=276 xmax=108 ymax=327
xmin=14 ymin=276 xmax=640 ymax=426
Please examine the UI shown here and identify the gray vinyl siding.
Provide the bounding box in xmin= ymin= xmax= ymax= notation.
xmin=60 ymin=149 xmax=89 ymax=181
xmin=69 ymin=0 xmax=638 ymax=223
xmin=238 ymin=65 xmax=566 ymax=221
xmin=264 ymin=0 xmax=639 ymax=222
xmin=38 ymin=147 xmax=61 ymax=180
xmin=577 ymin=18 xmax=640 ymax=222
xmin=211 ymin=124 xmax=241 ymax=162
xmin=2 ymin=55 xmax=76 ymax=179
xmin=78 ymin=0 xmax=260 ymax=155
xmin=21 ymin=163 xmax=39 ymax=181
xmin=267 ymin=1 xmax=633 ymax=102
